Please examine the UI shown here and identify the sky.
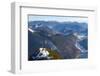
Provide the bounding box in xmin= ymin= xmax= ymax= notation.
xmin=28 ymin=15 xmax=88 ymax=23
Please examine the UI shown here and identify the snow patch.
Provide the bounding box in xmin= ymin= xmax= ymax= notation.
xmin=28 ymin=28 xmax=35 ymax=33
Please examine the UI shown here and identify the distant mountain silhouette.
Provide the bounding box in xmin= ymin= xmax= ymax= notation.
xmin=28 ymin=21 xmax=88 ymax=35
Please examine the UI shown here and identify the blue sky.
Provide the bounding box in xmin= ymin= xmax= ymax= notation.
xmin=28 ymin=15 xmax=88 ymax=23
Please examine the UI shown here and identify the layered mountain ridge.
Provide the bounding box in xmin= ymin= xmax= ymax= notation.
xmin=28 ymin=21 xmax=88 ymax=60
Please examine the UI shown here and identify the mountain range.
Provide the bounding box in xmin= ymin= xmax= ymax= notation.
xmin=28 ymin=21 xmax=88 ymax=60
